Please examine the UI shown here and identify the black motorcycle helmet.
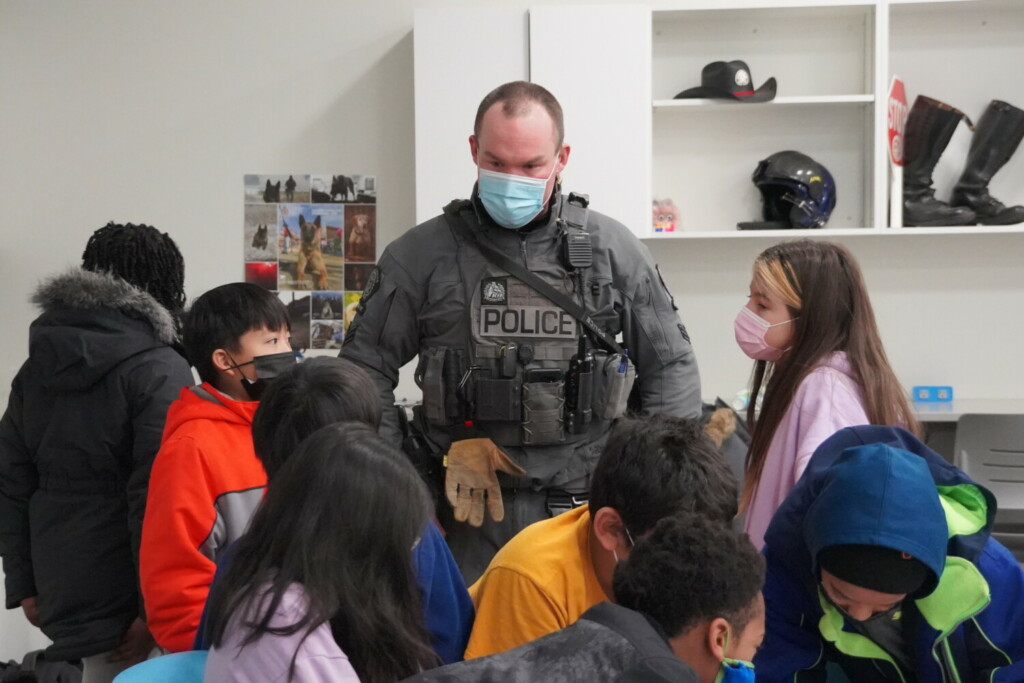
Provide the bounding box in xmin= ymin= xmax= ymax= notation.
xmin=751 ymin=151 xmax=837 ymax=229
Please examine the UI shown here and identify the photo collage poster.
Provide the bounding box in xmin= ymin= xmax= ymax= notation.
xmin=243 ymin=174 xmax=377 ymax=352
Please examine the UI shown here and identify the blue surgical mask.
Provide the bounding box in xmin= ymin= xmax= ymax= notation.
xmin=715 ymin=659 xmax=756 ymax=683
xmin=477 ymin=162 xmax=558 ymax=229
xmin=713 ymin=631 xmax=756 ymax=683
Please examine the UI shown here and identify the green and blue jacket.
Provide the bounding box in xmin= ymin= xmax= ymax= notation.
xmin=756 ymin=425 xmax=1024 ymax=682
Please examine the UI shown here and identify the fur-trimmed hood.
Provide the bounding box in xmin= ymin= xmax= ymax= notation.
xmin=27 ymin=268 xmax=182 ymax=390
xmin=32 ymin=268 xmax=178 ymax=343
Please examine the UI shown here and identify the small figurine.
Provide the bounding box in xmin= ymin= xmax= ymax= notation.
xmin=652 ymin=198 xmax=679 ymax=232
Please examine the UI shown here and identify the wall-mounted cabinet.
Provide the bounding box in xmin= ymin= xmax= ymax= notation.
xmin=415 ymin=0 xmax=1024 ymax=239
xmin=650 ymin=3 xmax=882 ymax=237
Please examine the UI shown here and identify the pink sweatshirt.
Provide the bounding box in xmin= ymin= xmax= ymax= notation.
xmin=204 ymin=583 xmax=359 ymax=682
xmin=742 ymin=352 xmax=869 ymax=549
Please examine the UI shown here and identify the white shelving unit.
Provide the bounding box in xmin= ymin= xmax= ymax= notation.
xmin=414 ymin=1 xmax=1024 ymax=239
xmin=649 ymin=1 xmax=884 ymax=237
xmin=654 ymin=95 xmax=877 ymax=109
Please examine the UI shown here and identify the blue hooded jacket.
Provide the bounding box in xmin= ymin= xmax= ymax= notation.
xmin=755 ymin=425 xmax=1024 ymax=682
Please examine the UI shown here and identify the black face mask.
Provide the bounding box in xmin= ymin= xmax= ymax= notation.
xmin=229 ymin=350 xmax=296 ymax=400
xmin=821 ymin=583 xmax=902 ymax=625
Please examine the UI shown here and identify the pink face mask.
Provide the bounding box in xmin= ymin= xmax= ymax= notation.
xmin=734 ymin=306 xmax=794 ymax=362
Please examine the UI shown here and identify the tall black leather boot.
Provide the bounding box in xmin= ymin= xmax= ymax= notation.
xmin=950 ymin=100 xmax=1024 ymax=225
xmin=903 ymin=95 xmax=976 ymax=227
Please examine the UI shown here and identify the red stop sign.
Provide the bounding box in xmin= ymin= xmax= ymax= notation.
xmin=888 ymin=77 xmax=908 ymax=166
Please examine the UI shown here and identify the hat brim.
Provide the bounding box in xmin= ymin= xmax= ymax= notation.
xmin=674 ymin=77 xmax=777 ymax=103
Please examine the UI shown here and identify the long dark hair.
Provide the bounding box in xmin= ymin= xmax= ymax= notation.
xmin=251 ymin=357 xmax=382 ymax=481
xmin=206 ymin=421 xmax=438 ymax=682
xmin=742 ymin=240 xmax=920 ymax=510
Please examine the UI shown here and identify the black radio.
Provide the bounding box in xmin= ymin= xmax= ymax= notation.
xmin=565 ymin=336 xmax=594 ymax=434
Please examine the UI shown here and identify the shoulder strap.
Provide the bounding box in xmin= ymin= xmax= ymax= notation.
xmin=561 ymin=191 xmax=590 ymax=230
xmin=442 ymin=201 xmax=624 ymax=356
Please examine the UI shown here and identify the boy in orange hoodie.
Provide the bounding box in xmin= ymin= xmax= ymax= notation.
xmin=139 ymin=283 xmax=293 ymax=652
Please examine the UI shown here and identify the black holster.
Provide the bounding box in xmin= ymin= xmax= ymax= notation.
xmin=397 ymin=404 xmax=444 ymax=500
xmin=545 ymin=489 xmax=589 ymax=517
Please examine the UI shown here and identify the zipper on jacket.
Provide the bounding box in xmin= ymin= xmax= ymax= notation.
xmin=931 ymin=647 xmax=951 ymax=683
xmin=942 ymin=640 xmax=962 ymax=683
xmin=793 ymin=643 xmax=825 ymax=682
xmin=929 ymin=600 xmax=988 ymax=683
xmin=519 ymin=233 xmax=529 ymax=269
xmin=871 ymin=658 xmax=907 ymax=683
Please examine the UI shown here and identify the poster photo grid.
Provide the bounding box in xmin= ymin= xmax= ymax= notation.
xmin=243 ymin=173 xmax=378 ymax=350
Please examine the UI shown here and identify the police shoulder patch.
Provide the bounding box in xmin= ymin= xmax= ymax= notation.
xmin=362 ymin=266 xmax=382 ymax=302
xmin=481 ymin=277 xmax=508 ymax=305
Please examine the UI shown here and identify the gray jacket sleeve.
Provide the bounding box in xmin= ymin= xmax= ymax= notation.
xmin=620 ymin=246 xmax=701 ymax=419
xmin=0 ymin=370 xmax=38 ymax=608
xmin=340 ymin=252 xmax=425 ymax=446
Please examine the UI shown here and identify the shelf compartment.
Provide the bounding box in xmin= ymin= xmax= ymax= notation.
xmin=652 ymin=4 xmax=875 ymax=102
xmin=890 ymin=0 xmax=1024 ymax=220
xmin=652 ymin=102 xmax=873 ymax=234
xmin=643 ymin=225 xmax=1024 ymax=240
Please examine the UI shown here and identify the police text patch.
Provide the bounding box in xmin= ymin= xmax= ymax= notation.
xmin=480 ymin=306 xmax=577 ymax=339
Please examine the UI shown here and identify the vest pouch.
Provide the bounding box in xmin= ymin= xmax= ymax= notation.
xmin=416 ymin=347 xmax=449 ymax=424
xmin=475 ymin=377 xmax=521 ymax=422
xmin=522 ymin=374 xmax=566 ymax=446
xmin=600 ymin=353 xmax=636 ymax=420
xmin=442 ymin=348 xmax=465 ymax=422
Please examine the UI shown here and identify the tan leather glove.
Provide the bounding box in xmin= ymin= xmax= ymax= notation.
xmin=444 ymin=438 xmax=526 ymax=527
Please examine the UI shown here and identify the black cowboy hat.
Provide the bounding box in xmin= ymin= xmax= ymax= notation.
xmin=675 ymin=60 xmax=777 ymax=103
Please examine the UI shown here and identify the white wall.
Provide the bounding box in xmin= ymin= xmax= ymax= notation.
xmin=1 ymin=0 xmax=1022 ymax=660
xmin=659 ymin=233 xmax=1024 ymax=404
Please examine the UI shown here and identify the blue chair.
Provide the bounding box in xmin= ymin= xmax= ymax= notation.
xmin=113 ymin=650 xmax=208 ymax=683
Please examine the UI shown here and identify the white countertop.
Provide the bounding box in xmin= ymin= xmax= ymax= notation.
xmin=913 ymin=399 xmax=1024 ymax=423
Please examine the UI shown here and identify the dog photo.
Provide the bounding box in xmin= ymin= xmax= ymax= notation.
xmin=277 ymin=204 xmax=344 ymax=291
xmin=345 ymin=263 xmax=375 ymax=292
xmin=310 ymin=174 xmax=338 ymax=203
xmin=344 ymin=205 xmax=376 ymax=262
xmin=343 ymin=174 xmax=377 ymax=203
xmin=344 ymin=291 xmax=362 ymax=330
xmin=310 ymin=173 xmax=377 ymax=203
xmin=277 ymin=291 xmax=311 ymax=351
xmin=244 ymin=174 xmax=295 ymax=204
xmin=310 ymin=320 xmax=344 ymax=350
xmin=245 ymin=204 xmax=278 ymax=261
xmin=245 ymin=262 xmax=278 ymax=291
xmin=311 ymin=291 xmax=344 ymax=321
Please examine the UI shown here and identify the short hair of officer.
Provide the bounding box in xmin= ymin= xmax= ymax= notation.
xmin=473 ymin=80 xmax=565 ymax=150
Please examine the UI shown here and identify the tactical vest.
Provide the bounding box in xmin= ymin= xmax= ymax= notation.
xmin=415 ymin=195 xmax=634 ymax=449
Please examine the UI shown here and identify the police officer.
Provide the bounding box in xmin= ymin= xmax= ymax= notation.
xmin=341 ymin=81 xmax=700 ymax=581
